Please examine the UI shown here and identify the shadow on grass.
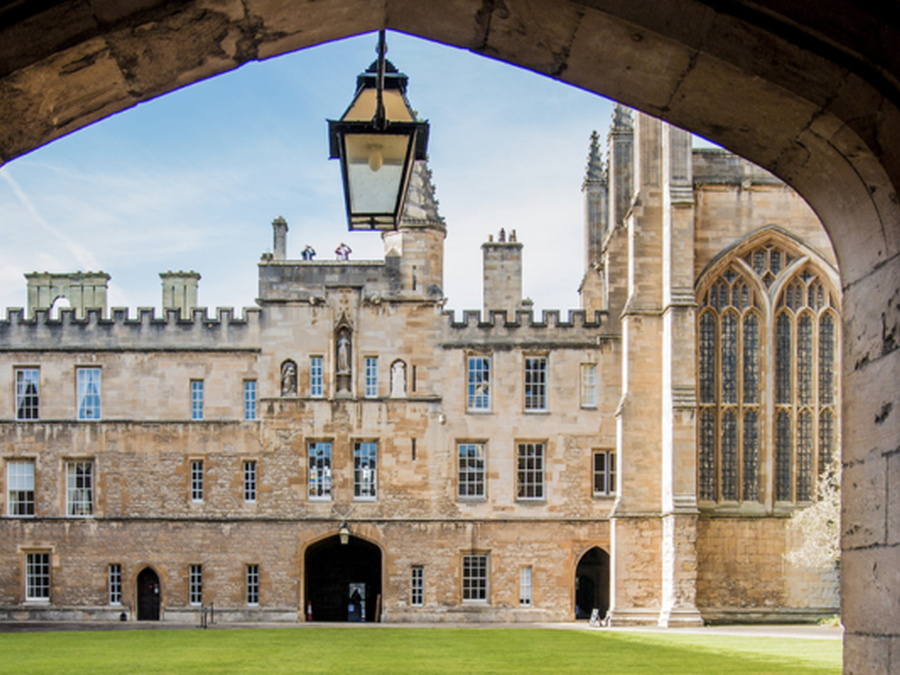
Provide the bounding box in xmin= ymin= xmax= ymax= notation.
xmin=0 ymin=627 xmax=841 ymax=675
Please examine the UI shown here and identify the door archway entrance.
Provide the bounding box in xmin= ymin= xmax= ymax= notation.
xmin=136 ymin=567 xmax=161 ymax=621
xmin=575 ymin=547 xmax=610 ymax=621
xmin=305 ymin=535 xmax=382 ymax=622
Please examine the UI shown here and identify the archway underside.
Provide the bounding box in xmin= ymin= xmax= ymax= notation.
xmin=1 ymin=1 xmax=899 ymax=672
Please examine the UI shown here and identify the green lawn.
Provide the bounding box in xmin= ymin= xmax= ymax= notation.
xmin=0 ymin=627 xmax=841 ymax=675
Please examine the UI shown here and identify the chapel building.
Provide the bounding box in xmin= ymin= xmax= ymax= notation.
xmin=0 ymin=92 xmax=840 ymax=624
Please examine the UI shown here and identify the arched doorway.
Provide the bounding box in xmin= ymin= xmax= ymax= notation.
xmin=136 ymin=567 xmax=161 ymax=621
xmin=305 ymin=535 xmax=382 ymax=622
xmin=575 ymin=547 xmax=609 ymax=621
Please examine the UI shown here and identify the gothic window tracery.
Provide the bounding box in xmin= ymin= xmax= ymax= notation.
xmin=698 ymin=239 xmax=839 ymax=507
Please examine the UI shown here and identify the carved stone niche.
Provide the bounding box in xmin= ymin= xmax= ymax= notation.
xmin=335 ymin=318 xmax=352 ymax=396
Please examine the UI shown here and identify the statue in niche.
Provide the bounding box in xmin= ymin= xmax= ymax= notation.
xmin=280 ymin=360 xmax=297 ymax=396
xmin=391 ymin=360 xmax=407 ymax=398
xmin=337 ymin=334 xmax=351 ymax=375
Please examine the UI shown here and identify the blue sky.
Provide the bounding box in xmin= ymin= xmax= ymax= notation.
xmin=0 ymin=32 xmax=661 ymax=317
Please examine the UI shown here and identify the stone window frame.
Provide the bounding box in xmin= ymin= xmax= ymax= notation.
xmin=108 ymin=563 xmax=122 ymax=606
xmin=246 ymin=563 xmax=260 ymax=606
xmin=14 ymin=366 xmax=39 ymax=420
xmin=523 ymin=354 xmax=548 ymax=412
xmin=516 ymin=441 xmax=546 ymax=501
xmin=307 ymin=440 xmax=333 ymax=501
xmin=592 ymin=449 xmax=616 ymax=497
xmin=6 ymin=458 xmax=35 ymax=517
xmin=76 ymin=366 xmax=101 ymax=421
xmin=410 ymin=565 xmax=424 ymax=607
xmin=696 ymin=232 xmax=841 ymax=509
xmin=461 ymin=552 xmax=490 ymax=604
xmin=189 ymin=459 xmax=204 ymax=503
xmin=466 ymin=353 xmax=491 ymax=412
xmin=243 ymin=380 xmax=257 ymax=420
xmin=243 ymin=459 xmax=257 ymax=504
xmin=457 ymin=441 xmax=487 ymax=501
xmin=65 ymin=458 xmax=94 ymax=517
xmin=580 ymin=363 xmax=597 ymax=409
xmin=519 ymin=565 xmax=533 ymax=607
xmin=364 ymin=356 xmax=378 ymax=398
xmin=190 ymin=379 xmax=204 ymax=421
xmin=188 ymin=564 xmax=202 ymax=606
xmin=23 ymin=550 xmax=51 ymax=603
xmin=353 ymin=440 xmax=378 ymax=501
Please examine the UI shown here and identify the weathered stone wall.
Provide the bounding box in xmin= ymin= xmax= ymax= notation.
xmin=696 ymin=517 xmax=839 ymax=622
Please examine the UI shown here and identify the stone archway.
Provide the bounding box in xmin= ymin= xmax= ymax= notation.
xmin=575 ymin=547 xmax=610 ymax=621
xmin=1 ymin=3 xmax=899 ymax=670
xmin=305 ymin=535 xmax=382 ymax=622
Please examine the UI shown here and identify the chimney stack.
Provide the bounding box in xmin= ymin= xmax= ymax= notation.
xmin=272 ymin=216 xmax=288 ymax=260
xmin=160 ymin=271 xmax=200 ymax=318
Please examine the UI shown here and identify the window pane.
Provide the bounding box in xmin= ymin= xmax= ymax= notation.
xmin=819 ymin=409 xmax=835 ymax=474
xmin=467 ymin=357 xmax=490 ymax=410
xmin=775 ymin=314 xmax=792 ymax=404
xmin=244 ymin=461 xmax=257 ymax=503
xmin=191 ymin=460 xmax=203 ymax=502
xmin=189 ymin=565 xmax=202 ymax=605
xmin=109 ymin=564 xmax=122 ymax=605
xmin=15 ymin=368 xmax=39 ymax=420
xmin=365 ymin=357 xmax=378 ymax=398
xmin=308 ymin=442 xmax=332 ymax=499
xmin=354 ymin=442 xmax=378 ymax=499
xmin=698 ymin=313 xmax=716 ymax=404
xmin=798 ymin=314 xmax=814 ymax=406
xmin=77 ymin=368 xmax=101 ymax=420
xmin=7 ymin=460 xmax=35 ymax=516
xmin=742 ymin=410 xmax=759 ymax=502
xmin=516 ymin=443 xmax=545 ymax=500
xmin=247 ymin=564 xmax=260 ymax=605
xmin=720 ymin=410 xmax=738 ymax=501
xmin=26 ymin=552 xmax=50 ymax=601
xmin=66 ymin=461 xmax=93 ymax=516
xmin=775 ymin=411 xmax=793 ymax=501
xmin=458 ymin=443 xmax=485 ymax=498
xmin=699 ymin=409 xmax=717 ymax=501
xmin=797 ymin=410 xmax=814 ymax=501
xmin=742 ymin=314 xmax=759 ymax=404
xmin=462 ymin=555 xmax=487 ymax=602
xmin=244 ymin=380 xmax=257 ymax=420
xmin=191 ymin=380 xmax=204 ymax=420
xmin=310 ymin=357 xmax=323 ymax=398
xmin=519 ymin=566 xmax=533 ymax=607
xmin=819 ymin=314 xmax=835 ymax=406
xmin=721 ymin=312 xmax=738 ymax=404
xmin=411 ymin=566 xmax=424 ymax=606
xmin=524 ymin=357 xmax=547 ymax=411
xmin=581 ymin=364 xmax=597 ymax=408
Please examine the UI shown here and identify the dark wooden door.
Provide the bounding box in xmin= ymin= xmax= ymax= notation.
xmin=137 ymin=568 xmax=160 ymax=621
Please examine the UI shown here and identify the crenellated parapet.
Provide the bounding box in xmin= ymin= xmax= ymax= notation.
xmin=442 ymin=309 xmax=613 ymax=349
xmin=0 ymin=306 xmax=262 ymax=351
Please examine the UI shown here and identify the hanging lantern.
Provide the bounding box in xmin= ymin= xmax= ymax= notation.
xmin=328 ymin=30 xmax=429 ymax=230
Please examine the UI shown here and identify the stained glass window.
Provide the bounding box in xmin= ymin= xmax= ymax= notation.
xmin=742 ymin=410 xmax=759 ymax=501
xmin=699 ymin=245 xmax=839 ymax=507
xmin=721 ymin=410 xmax=738 ymax=501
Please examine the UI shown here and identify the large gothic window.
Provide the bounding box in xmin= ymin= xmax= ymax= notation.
xmin=697 ymin=239 xmax=839 ymax=506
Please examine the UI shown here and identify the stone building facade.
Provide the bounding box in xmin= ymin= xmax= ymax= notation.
xmin=0 ymin=102 xmax=839 ymax=625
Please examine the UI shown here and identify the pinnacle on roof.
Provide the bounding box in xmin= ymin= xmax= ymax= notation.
xmin=399 ymin=159 xmax=444 ymax=228
xmin=583 ymin=130 xmax=606 ymax=187
xmin=611 ymin=103 xmax=634 ymax=132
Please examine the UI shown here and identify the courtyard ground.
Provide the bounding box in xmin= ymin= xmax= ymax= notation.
xmin=0 ymin=623 xmax=841 ymax=674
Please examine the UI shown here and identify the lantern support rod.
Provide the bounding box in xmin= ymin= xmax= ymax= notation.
xmin=375 ymin=29 xmax=387 ymax=131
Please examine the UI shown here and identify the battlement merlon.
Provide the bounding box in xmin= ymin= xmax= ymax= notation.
xmin=442 ymin=309 xmax=616 ymax=349
xmin=0 ymin=306 xmax=262 ymax=351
